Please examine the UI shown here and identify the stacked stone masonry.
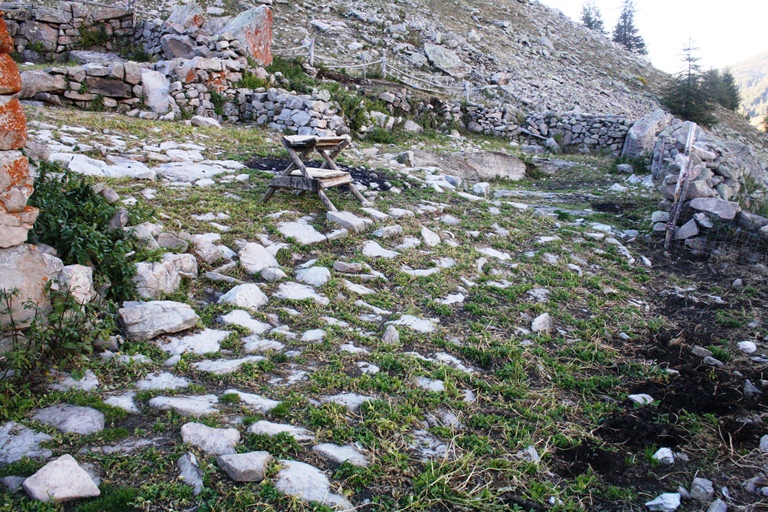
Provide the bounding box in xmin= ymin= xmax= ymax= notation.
xmin=2 ymin=3 xmax=133 ymax=63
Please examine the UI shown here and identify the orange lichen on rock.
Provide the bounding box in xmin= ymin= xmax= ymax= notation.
xmin=0 ymin=12 xmax=13 ymax=55
xmin=245 ymin=7 xmax=273 ymax=66
xmin=0 ymin=54 xmax=21 ymax=95
xmin=0 ymin=151 xmax=31 ymax=191
xmin=0 ymin=97 xmax=27 ymax=151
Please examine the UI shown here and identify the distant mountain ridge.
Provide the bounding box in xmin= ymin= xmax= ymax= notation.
xmin=728 ymin=49 xmax=768 ymax=128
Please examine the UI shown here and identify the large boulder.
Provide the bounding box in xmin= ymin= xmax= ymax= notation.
xmin=424 ymin=44 xmax=470 ymax=78
xmin=18 ymin=21 xmax=58 ymax=52
xmin=19 ymin=70 xmax=67 ymax=99
xmin=165 ymin=3 xmax=206 ymax=31
xmin=404 ymin=150 xmax=526 ymax=182
xmin=85 ymin=77 xmax=133 ymax=99
xmin=140 ymin=69 xmax=171 ymax=114
xmin=217 ymin=6 xmax=272 ymax=66
xmin=622 ymin=108 xmax=672 ymax=158
xmin=161 ymin=34 xmax=196 ymax=60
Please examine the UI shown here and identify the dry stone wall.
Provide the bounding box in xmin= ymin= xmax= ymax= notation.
xmin=0 ymin=11 xmax=53 ymax=329
xmin=3 ymin=3 xmax=133 ymax=63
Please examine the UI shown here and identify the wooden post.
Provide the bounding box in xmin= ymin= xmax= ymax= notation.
xmin=664 ymin=123 xmax=698 ymax=250
xmin=309 ymin=39 xmax=315 ymax=67
xmin=464 ymin=81 xmax=470 ymax=102
xmin=381 ymin=51 xmax=387 ymax=78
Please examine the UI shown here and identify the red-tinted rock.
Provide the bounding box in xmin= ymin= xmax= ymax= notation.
xmin=0 ymin=54 xmax=21 ymax=95
xmin=217 ymin=6 xmax=272 ymax=66
xmin=0 ymin=13 xmax=13 ymax=55
xmin=0 ymin=97 xmax=26 ymax=150
xmin=0 ymin=151 xmax=31 ymax=192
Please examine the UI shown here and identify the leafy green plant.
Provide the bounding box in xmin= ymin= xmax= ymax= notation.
xmin=235 ymin=72 xmax=269 ymax=90
xmin=27 ymin=162 xmax=137 ymax=301
xmin=210 ymin=90 xmax=226 ymax=116
xmin=78 ymin=25 xmax=109 ymax=49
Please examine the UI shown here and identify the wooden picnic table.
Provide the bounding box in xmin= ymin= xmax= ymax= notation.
xmin=261 ymin=134 xmax=370 ymax=212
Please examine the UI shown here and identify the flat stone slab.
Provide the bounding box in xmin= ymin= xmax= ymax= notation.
xmin=247 ymin=421 xmax=315 ymax=442
xmin=362 ymin=241 xmax=399 ymax=259
xmin=32 ymin=405 xmax=104 ymax=435
xmin=388 ymin=208 xmax=415 ymax=218
xmin=243 ymin=335 xmax=286 ymax=353
xmin=239 ymin=243 xmax=279 ymax=274
xmin=312 ymin=443 xmax=369 ymax=467
xmin=275 ymin=460 xmax=353 ymax=511
xmin=0 ymin=422 xmax=53 ymax=465
xmin=320 ymin=393 xmax=373 ymax=412
xmin=217 ymin=284 xmax=268 ymax=310
xmin=296 ymin=267 xmax=331 ymax=287
xmin=135 ymin=372 xmax=190 ymax=390
xmin=218 ymin=310 xmax=271 ymax=335
xmin=410 ymin=429 xmax=448 ymax=461
xmin=48 ymin=369 xmax=100 ymax=392
xmin=103 ymin=392 xmax=140 ymax=414
xmin=22 ymin=454 xmax=100 ymax=503
xmin=326 ymin=211 xmax=371 ymax=233
xmin=416 ymin=377 xmax=445 ymax=392
xmin=159 ymin=329 xmax=231 ymax=356
xmin=148 ymin=395 xmax=218 ymax=417
xmin=477 ymin=247 xmax=511 ymax=261
xmin=192 ymin=355 xmax=265 ymax=375
xmin=342 ymin=280 xmax=375 ymax=295
xmin=389 ymin=315 xmax=438 ymax=333
xmin=218 ymin=451 xmax=271 ymax=482
xmin=277 ymin=221 xmax=327 ymax=245
xmin=273 ymin=282 xmax=330 ymax=305
xmin=300 ymin=329 xmax=326 ymax=342
xmin=222 ymin=389 xmax=281 ymax=413
xmin=119 ymin=301 xmax=200 ymax=341
xmin=177 ymin=452 xmax=204 ymax=496
xmin=181 ymin=422 xmax=240 ymax=455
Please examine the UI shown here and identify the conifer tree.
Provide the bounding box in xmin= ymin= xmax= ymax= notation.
xmin=700 ymin=69 xmax=741 ymax=112
xmin=612 ymin=0 xmax=647 ymax=55
xmin=662 ymin=40 xmax=716 ymax=127
xmin=580 ymin=1 xmax=606 ymax=34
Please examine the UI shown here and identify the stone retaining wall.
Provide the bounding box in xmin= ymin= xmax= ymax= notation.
xmin=2 ymin=3 xmax=133 ymax=63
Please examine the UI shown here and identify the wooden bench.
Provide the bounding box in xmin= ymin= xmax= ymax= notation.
xmin=261 ymin=135 xmax=370 ymax=212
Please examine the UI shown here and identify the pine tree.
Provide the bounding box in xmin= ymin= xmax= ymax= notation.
xmin=612 ymin=0 xmax=647 ymax=55
xmin=580 ymin=1 xmax=605 ymax=34
xmin=719 ymin=69 xmax=741 ymax=111
xmin=662 ymin=40 xmax=716 ymax=127
xmin=700 ymin=69 xmax=741 ymax=112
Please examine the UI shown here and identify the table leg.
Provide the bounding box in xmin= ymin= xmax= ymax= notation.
xmin=317 ymin=189 xmax=338 ymax=212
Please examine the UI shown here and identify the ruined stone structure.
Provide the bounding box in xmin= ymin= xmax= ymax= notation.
xmin=2 ymin=3 xmax=133 ymax=63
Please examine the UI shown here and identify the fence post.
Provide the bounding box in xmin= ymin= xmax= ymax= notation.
xmin=309 ymin=39 xmax=315 ymax=67
xmin=381 ymin=51 xmax=387 ymax=78
xmin=464 ymin=81 xmax=470 ymax=102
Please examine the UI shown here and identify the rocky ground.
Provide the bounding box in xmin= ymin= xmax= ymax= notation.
xmin=0 ymin=104 xmax=767 ymax=511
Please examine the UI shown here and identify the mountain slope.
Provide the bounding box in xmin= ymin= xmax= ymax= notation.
xmin=729 ymin=49 xmax=768 ymax=128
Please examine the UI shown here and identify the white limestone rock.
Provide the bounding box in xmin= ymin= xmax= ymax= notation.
xmin=218 ymin=284 xmax=269 ymax=310
xmin=247 ymin=421 xmax=315 ymax=442
xmin=119 ymin=301 xmax=199 ymax=341
xmin=181 ymin=422 xmax=240 ymax=455
xmin=31 ymin=405 xmax=104 ymax=435
xmin=275 ymin=460 xmax=353 ymax=511
xmin=192 ymin=356 xmax=265 ymax=375
xmin=0 ymin=422 xmax=52 ymax=465
xmin=159 ymin=329 xmax=231 ymax=356
xmin=222 ymin=389 xmax=280 ymax=413
xmin=22 ymin=454 xmax=100 ymax=503
xmin=239 ymin=243 xmax=280 ymax=274
xmin=296 ymin=267 xmax=331 ymax=287
xmin=274 ymin=282 xmax=330 ymax=305
xmin=312 ymin=443 xmax=368 ymax=466
xmin=135 ymin=371 xmax=190 ymax=390
xmin=320 ymin=393 xmax=372 ymax=412
xmin=218 ymin=451 xmax=271 ymax=482
xmin=389 ymin=315 xmax=437 ymax=333
xmin=218 ymin=310 xmax=271 ymax=335
xmin=148 ymin=395 xmax=218 ymax=417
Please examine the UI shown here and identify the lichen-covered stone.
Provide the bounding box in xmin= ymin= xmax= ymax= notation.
xmin=0 ymin=54 xmax=21 ymax=95
xmin=0 ymin=96 xmax=26 ymax=151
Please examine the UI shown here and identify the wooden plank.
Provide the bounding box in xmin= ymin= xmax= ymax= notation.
xmin=318 ymin=175 xmax=353 ymax=189
xmin=290 ymin=167 xmax=348 ymax=179
xmin=664 ymin=123 xmax=698 ymax=250
xmin=269 ymin=176 xmax=319 ymax=192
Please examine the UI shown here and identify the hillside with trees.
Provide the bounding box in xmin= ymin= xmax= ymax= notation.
xmin=729 ymin=50 xmax=768 ymax=129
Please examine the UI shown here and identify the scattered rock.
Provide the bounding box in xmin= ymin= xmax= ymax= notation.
xmin=312 ymin=443 xmax=368 ymax=466
xmin=181 ymin=422 xmax=240 ymax=455
xmin=119 ymin=301 xmax=199 ymax=341
xmin=177 ymin=452 xmax=204 ymax=496
xmin=275 ymin=460 xmax=353 ymax=511
xmin=31 ymin=405 xmax=104 ymax=435
xmin=218 ymin=283 xmax=269 ymax=310
xmin=0 ymin=422 xmax=52 ymax=465
xmin=218 ymin=451 xmax=271 ymax=482
xmin=645 ymin=493 xmax=681 ymax=512
xmin=22 ymin=454 xmax=100 ymax=503
xmin=247 ymin=421 xmax=315 ymax=442
xmin=148 ymin=395 xmax=218 ymax=417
